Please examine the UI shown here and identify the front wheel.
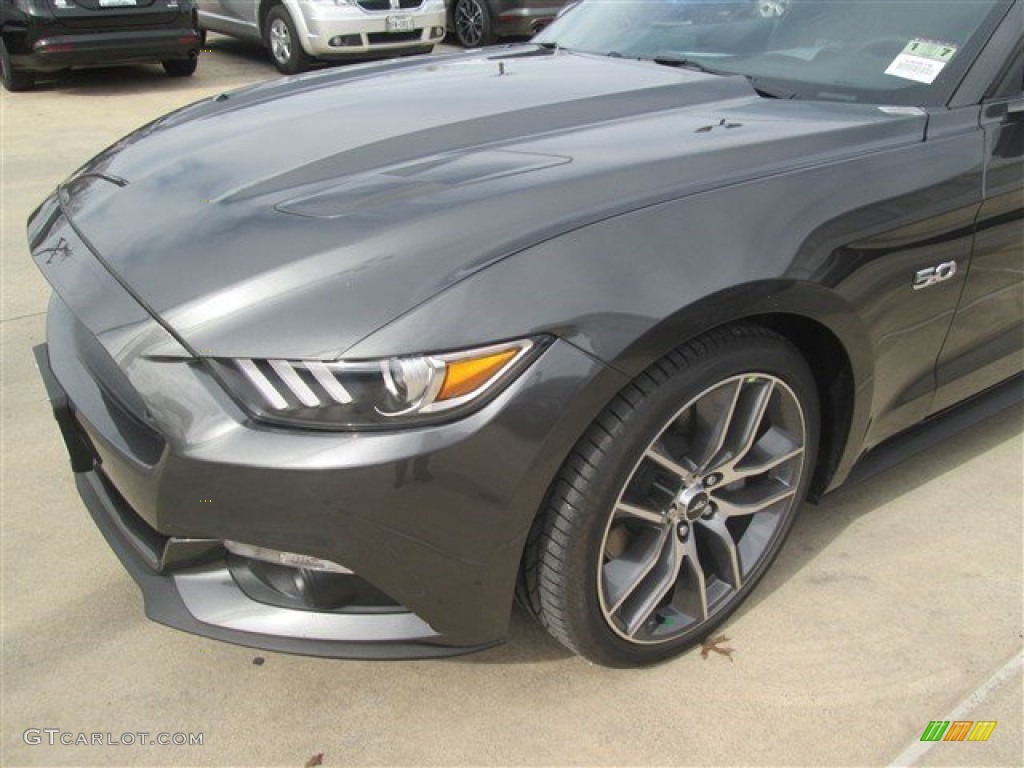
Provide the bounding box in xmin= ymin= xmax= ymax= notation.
xmin=521 ymin=325 xmax=819 ymax=667
xmin=265 ymin=6 xmax=312 ymax=74
xmin=452 ymin=0 xmax=495 ymax=48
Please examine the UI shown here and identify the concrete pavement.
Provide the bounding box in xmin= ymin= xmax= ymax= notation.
xmin=1 ymin=35 xmax=1021 ymax=767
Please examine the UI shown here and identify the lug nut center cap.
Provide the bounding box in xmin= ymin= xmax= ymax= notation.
xmin=675 ymin=485 xmax=710 ymax=522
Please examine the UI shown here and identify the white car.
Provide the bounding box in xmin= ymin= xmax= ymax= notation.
xmin=198 ymin=0 xmax=447 ymax=73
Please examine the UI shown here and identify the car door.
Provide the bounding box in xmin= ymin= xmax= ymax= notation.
xmin=198 ymin=0 xmax=259 ymax=36
xmin=225 ymin=0 xmax=258 ymax=28
xmin=933 ymin=39 xmax=1024 ymax=412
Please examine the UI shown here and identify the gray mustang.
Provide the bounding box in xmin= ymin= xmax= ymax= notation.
xmin=29 ymin=0 xmax=1023 ymax=666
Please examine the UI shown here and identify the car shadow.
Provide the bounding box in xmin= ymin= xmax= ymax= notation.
xmin=201 ymin=33 xmax=277 ymax=67
xmin=455 ymin=378 xmax=1023 ymax=665
xmin=22 ymin=64 xmax=213 ymax=95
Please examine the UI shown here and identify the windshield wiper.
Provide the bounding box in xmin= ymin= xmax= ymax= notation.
xmin=651 ymin=54 xmax=732 ymax=77
xmin=655 ymin=53 xmax=798 ymax=100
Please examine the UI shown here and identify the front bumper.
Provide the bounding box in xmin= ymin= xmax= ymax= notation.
xmin=35 ymin=341 xmax=462 ymax=658
xmin=34 ymin=321 xmax=607 ymax=656
xmin=29 ymin=196 xmax=620 ymax=657
xmin=297 ymin=3 xmax=446 ymax=58
xmin=11 ymin=28 xmax=201 ymax=72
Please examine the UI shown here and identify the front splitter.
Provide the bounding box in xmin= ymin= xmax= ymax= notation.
xmin=76 ymin=470 xmax=501 ymax=660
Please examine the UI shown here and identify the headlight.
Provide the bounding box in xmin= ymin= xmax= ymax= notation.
xmin=208 ymin=338 xmax=545 ymax=429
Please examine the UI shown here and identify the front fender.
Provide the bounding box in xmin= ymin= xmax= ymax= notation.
xmin=345 ymin=179 xmax=876 ymax=410
xmin=348 ymin=261 xmax=874 ymax=496
xmin=279 ymin=0 xmax=317 ymax=56
xmin=347 ymin=129 xmax=981 ymax=495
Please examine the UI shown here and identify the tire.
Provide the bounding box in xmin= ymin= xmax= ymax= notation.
xmin=264 ymin=5 xmax=312 ymax=75
xmin=1 ymin=38 xmax=34 ymax=92
xmin=520 ymin=325 xmax=819 ymax=667
xmin=452 ymin=0 xmax=495 ymax=48
xmin=162 ymin=57 xmax=198 ymax=77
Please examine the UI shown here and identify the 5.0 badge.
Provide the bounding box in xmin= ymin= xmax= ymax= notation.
xmin=913 ymin=261 xmax=957 ymax=290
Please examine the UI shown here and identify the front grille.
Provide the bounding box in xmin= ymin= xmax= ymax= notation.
xmin=366 ymin=31 xmax=422 ymax=43
xmin=356 ymin=0 xmax=422 ymax=11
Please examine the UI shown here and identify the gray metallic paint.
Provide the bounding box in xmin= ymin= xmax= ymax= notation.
xmin=27 ymin=14 xmax=1023 ymax=654
xmin=39 ymin=53 xmax=933 ymax=363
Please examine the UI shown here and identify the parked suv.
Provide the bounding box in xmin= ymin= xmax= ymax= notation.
xmin=197 ymin=0 xmax=447 ymax=74
xmin=1 ymin=0 xmax=201 ymax=91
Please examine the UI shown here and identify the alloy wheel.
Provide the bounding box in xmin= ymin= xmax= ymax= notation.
xmin=455 ymin=0 xmax=485 ymax=47
xmin=269 ymin=18 xmax=293 ymax=66
xmin=597 ymin=373 xmax=807 ymax=644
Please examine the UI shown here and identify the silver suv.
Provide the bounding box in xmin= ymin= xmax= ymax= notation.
xmin=198 ymin=0 xmax=446 ymax=73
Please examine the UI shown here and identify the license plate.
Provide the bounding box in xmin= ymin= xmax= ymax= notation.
xmin=386 ymin=14 xmax=414 ymax=33
xmin=99 ymin=0 xmax=137 ymax=6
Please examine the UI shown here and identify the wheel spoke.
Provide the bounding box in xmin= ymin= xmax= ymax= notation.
xmin=710 ymin=378 xmax=775 ymax=473
xmin=617 ymin=530 xmax=686 ymax=637
xmin=734 ymin=378 xmax=775 ymax=459
xmin=614 ymin=501 xmax=664 ymax=526
xmin=668 ymin=535 xmax=708 ymax=622
xmin=714 ymin=480 xmax=796 ymax=518
xmin=726 ymin=442 xmax=803 ymax=484
xmin=694 ymin=379 xmax=742 ymax=472
xmin=696 ymin=515 xmax=742 ymax=590
xmin=644 ymin=444 xmax=695 ymax=484
xmin=602 ymin=526 xmax=668 ymax=616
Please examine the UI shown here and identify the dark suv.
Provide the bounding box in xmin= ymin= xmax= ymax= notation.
xmin=1 ymin=0 xmax=201 ymax=91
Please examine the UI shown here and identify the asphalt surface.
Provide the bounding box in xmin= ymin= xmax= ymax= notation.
xmin=2 ymin=34 xmax=1022 ymax=768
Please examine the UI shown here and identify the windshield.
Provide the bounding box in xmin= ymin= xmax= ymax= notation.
xmin=535 ymin=0 xmax=1011 ymax=105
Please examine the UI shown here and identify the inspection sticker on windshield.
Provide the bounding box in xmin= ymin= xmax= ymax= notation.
xmin=885 ymin=39 xmax=958 ymax=84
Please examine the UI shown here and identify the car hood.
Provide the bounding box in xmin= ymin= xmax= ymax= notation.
xmin=42 ymin=47 xmax=927 ymax=360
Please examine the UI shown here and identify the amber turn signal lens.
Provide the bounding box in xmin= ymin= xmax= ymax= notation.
xmin=437 ymin=348 xmax=518 ymax=401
